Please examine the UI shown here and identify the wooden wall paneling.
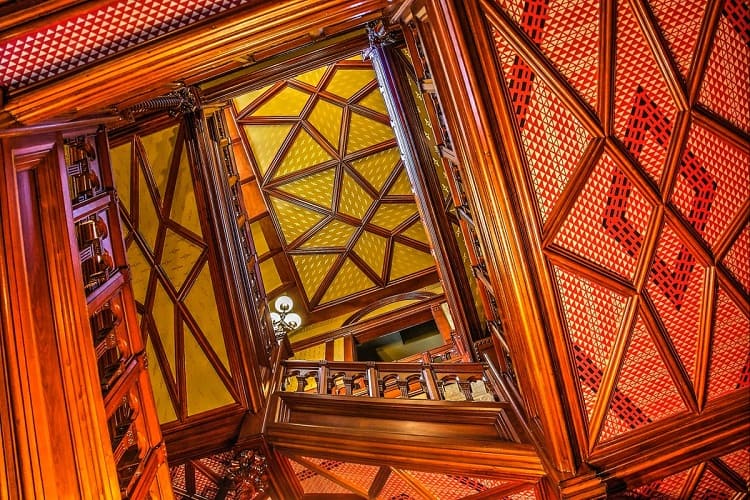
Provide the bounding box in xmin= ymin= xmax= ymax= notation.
xmin=411 ymin=0 xmax=580 ymax=475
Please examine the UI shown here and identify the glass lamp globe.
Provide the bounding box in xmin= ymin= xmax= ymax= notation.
xmin=274 ymin=295 xmax=294 ymax=313
xmin=270 ymin=312 xmax=281 ymax=323
xmin=284 ymin=312 xmax=302 ymax=329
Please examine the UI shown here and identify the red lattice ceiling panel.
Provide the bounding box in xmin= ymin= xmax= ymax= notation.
xmin=491 ymin=0 xmax=523 ymax=25
xmin=171 ymin=463 xmax=186 ymax=492
xmin=630 ymin=468 xmax=690 ymax=498
xmin=649 ymin=0 xmax=709 ymax=81
xmin=614 ymin=0 xmax=680 ymax=185
xmin=376 ymin=471 xmax=423 ymax=500
xmin=288 ymin=458 xmax=351 ymax=495
xmin=0 ymin=0 xmax=250 ymax=90
xmin=406 ymin=471 xmax=508 ymax=498
xmin=707 ymin=288 xmax=750 ymax=401
xmin=599 ymin=316 xmax=688 ymax=444
xmin=193 ymin=467 xmax=220 ymax=498
xmin=699 ymin=0 xmax=750 ymax=133
xmin=646 ymin=222 xmax=706 ymax=387
xmin=554 ymin=266 xmax=630 ymax=427
xmin=501 ymin=484 xmax=538 ymax=499
xmin=553 ymin=153 xmax=654 ymax=282
xmin=490 ymin=20 xmax=593 ymax=223
xmin=719 ymin=448 xmax=750 ymax=483
xmin=722 ymin=225 xmax=750 ymax=295
xmin=198 ymin=451 xmax=232 ymax=477
xmin=693 ymin=468 xmax=739 ymax=498
xmin=309 ymin=460 xmax=379 ymax=493
xmin=671 ymin=122 xmax=748 ymax=251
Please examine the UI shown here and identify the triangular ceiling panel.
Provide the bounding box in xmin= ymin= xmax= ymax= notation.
xmin=707 ymin=287 xmax=750 ymax=401
xmin=648 ymin=0 xmax=708 ymax=81
xmin=722 ymin=225 xmax=749 ymax=295
xmin=269 ymin=197 xmax=327 ymax=245
xmin=136 ymin=159 xmax=161 ymax=252
xmin=152 ymin=278 xmax=177 ymax=379
xmin=629 ymin=468 xmax=690 ymax=498
xmin=276 ymin=167 xmax=335 ymax=211
xmin=288 ymin=458 xmax=351 ymax=495
xmin=353 ymin=230 xmax=388 ymax=278
xmin=350 ymin=146 xmax=401 ymax=192
xmin=169 ymin=145 xmax=202 ymax=237
xmin=370 ymin=203 xmax=419 ymax=232
xmin=139 ymin=123 xmax=179 ymax=198
xmin=387 ymin=168 xmax=415 ymax=196
xmin=338 ymin=170 xmax=375 ymax=220
xmin=598 ymin=315 xmax=688 ymax=445
xmin=646 ymin=222 xmax=705 ymax=386
xmin=554 ymin=265 xmax=630 ymax=426
xmin=399 ymin=221 xmax=429 ymax=244
xmin=126 ymin=238 xmax=151 ymax=305
xmin=275 ymin=128 xmax=334 ymax=179
xmin=300 ymin=219 xmax=356 ymax=249
xmin=109 ymin=140 xmax=132 ymax=214
xmin=292 ymin=253 xmax=339 ymax=300
xmin=293 ymin=66 xmax=328 ymax=87
xmin=250 ymin=85 xmax=310 ymax=117
xmin=321 ymin=257 xmax=376 ymax=304
xmin=376 ymin=470 xmax=426 ymax=500
xmin=614 ymin=0 xmax=679 ymax=184
xmin=357 ymin=87 xmax=389 ymax=114
xmin=346 ymin=111 xmax=395 ymax=154
xmin=307 ymin=99 xmax=344 ymax=149
xmin=183 ymin=322 xmax=235 ymax=417
xmin=699 ymin=3 xmax=750 ymax=133
xmin=243 ymin=123 xmax=294 ymax=176
xmin=325 ymin=67 xmax=375 ymax=99
xmin=390 ymin=242 xmax=435 ymax=281
xmin=160 ymin=228 xmax=203 ymax=292
xmin=232 ymin=84 xmax=272 ymax=116
xmin=145 ymin=337 xmax=178 ymax=424
xmin=693 ymin=468 xmax=739 ymax=498
xmin=553 ymin=153 xmax=654 ymax=282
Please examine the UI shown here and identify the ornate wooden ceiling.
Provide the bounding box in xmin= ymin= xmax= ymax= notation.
xmin=230 ymin=57 xmax=439 ymax=313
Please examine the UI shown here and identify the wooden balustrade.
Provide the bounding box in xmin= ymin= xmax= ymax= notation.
xmin=280 ymin=360 xmax=501 ymax=403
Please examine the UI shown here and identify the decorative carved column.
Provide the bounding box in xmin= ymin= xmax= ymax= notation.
xmin=366 ymin=25 xmax=483 ymax=354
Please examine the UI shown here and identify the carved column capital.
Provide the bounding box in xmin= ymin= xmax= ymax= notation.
xmin=226 ymin=448 xmax=269 ymax=500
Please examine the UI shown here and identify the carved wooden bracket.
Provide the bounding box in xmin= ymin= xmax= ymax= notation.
xmin=119 ymin=86 xmax=198 ymax=120
xmin=226 ymin=449 xmax=269 ymax=500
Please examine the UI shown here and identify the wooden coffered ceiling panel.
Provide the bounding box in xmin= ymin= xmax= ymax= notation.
xmin=482 ymin=0 xmax=748 ymax=460
xmin=109 ymin=120 xmax=245 ymax=427
xmin=232 ymin=57 xmax=438 ymax=312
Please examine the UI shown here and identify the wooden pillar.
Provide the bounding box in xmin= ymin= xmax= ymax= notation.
xmin=366 ymin=30 xmax=483 ymax=355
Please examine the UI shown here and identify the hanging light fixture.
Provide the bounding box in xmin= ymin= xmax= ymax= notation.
xmin=270 ymin=295 xmax=302 ymax=340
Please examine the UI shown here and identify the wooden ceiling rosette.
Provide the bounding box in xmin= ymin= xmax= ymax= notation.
xmin=454 ymin=0 xmax=748 ymax=493
xmin=231 ymin=56 xmax=439 ymax=314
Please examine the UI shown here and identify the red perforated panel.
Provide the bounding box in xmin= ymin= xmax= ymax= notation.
xmin=649 ymin=0 xmax=708 ymax=80
xmin=722 ymin=225 xmax=750 ymax=295
xmin=0 ymin=0 xmax=251 ymax=90
xmin=631 ymin=469 xmax=690 ymax=498
xmin=377 ymin=472 xmax=422 ymax=500
xmin=719 ymin=448 xmax=750 ymax=482
xmin=600 ymin=316 xmax=687 ymax=442
xmin=501 ymin=484 xmax=538 ymax=499
xmin=289 ymin=458 xmax=351 ymax=495
xmin=407 ymin=471 xmax=507 ymax=498
xmin=708 ymin=288 xmax=750 ymax=400
xmin=554 ymin=153 xmax=653 ymax=281
xmin=693 ymin=468 xmax=738 ymax=498
xmin=699 ymin=1 xmax=750 ymax=133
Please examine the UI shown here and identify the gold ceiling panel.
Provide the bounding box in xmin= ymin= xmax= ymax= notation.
xmin=370 ymin=203 xmax=418 ymax=231
xmin=321 ymin=258 xmax=376 ymax=304
xmin=292 ymin=253 xmax=340 ymax=299
xmin=300 ymin=219 xmax=356 ymax=249
xmin=183 ymin=265 xmax=231 ymax=371
xmin=140 ymin=124 xmax=179 ymax=197
xmin=183 ymin=323 xmax=234 ymax=416
xmin=358 ymin=88 xmax=389 ymax=115
xmin=353 ymin=230 xmax=388 ymax=277
xmin=233 ymin=84 xmax=272 ymax=114
xmin=308 ymin=99 xmax=344 ymax=148
xmin=152 ymin=279 xmax=177 ymax=376
xmin=170 ymin=146 xmax=203 ymax=236
xmin=346 ymin=112 xmax=395 ymax=154
xmin=294 ymin=66 xmax=328 ymax=87
xmin=145 ymin=340 xmax=178 ymax=423
xmin=109 ymin=141 xmax=132 ymax=214
xmin=277 ymin=167 xmax=335 ymax=210
xmin=400 ymin=221 xmax=430 ymax=244
xmin=160 ymin=228 xmax=203 ymax=291
xmin=387 ymin=169 xmax=414 ymax=196
xmin=390 ymin=243 xmax=435 ymax=281
xmin=243 ymin=123 xmax=293 ymax=175
xmin=350 ymin=147 xmax=401 ymax=191
xmin=137 ymin=165 xmax=160 ymax=252
xmin=270 ymin=197 xmax=327 ymax=245
xmin=259 ymin=258 xmax=282 ymax=292
xmin=325 ymin=67 xmax=376 ymax=99
xmin=339 ymin=171 xmax=375 ymax=220
xmin=126 ymin=241 xmax=150 ymax=304
xmin=275 ymin=129 xmax=334 ymax=179
xmin=251 ymin=86 xmax=310 ymax=117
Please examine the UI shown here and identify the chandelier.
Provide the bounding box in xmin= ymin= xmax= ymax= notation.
xmin=270 ymin=295 xmax=302 ymax=340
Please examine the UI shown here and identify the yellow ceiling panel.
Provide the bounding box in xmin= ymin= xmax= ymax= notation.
xmin=338 ymin=171 xmax=374 ymax=220
xmin=300 ymin=220 xmax=356 ymax=249
xmin=250 ymin=221 xmax=269 ymax=255
xmin=152 ymin=278 xmax=176 ymax=377
xmin=259 ymin=258 xmax=282 ymax=292
xmin=276 ymin=129 xmax=334 ymax=179
xmin=140 ymin=124 xmax=179 ymax=198
xmin=353 ymin=230 xmax=388 ymax=277
xmin=278 ymin=167 xmax=335 ymax=210
xmin=169 ymin=146 xmax=203 ymax=237
xmin=183 ymin=323 xmax=235 ymax=416
xmin=146 ymin=339 xmax=177 ymax=424
xmin=390 ymin=243 xmax=435 ymax=281
xmin=325 ymin=68 xmax=376 ymax=100
xmin=161 ymin=228 xmax=203 ymax=291
xmin=292 ymin=253 xmax=339 ymax=299
xmin=400 ymin=221 xmax=430 ymax=244
xmin=243 ymin=124 xmax=294 ymax=175
xmin=350 ymin=147 xmax=401 ymax=192
xmin=346 ymin=112 xmax=395 ymax=154
xmin=183 ymin=265 xmax=231 ymax=371
xmin=137 ymin=164 xmax=160 ymax=252
xmin=387 ymin=168 xmax=414 ymax=196
xmin=109 ymin=141 xmax=132 ymax=214
xmin=294 ymin=66 xmax=329 ymax=88
xmin=357 ymin=88 xmax=388 ymax=115
xmin=126 ymin=241 xmax=151 ymax=305
xmin=369 ymin=203 xmax=418 ymax=231
xmin=251 ymin=86 xmax=310 ymax=117
xmin=292 ymin=343 xmax=326 ymax=361
xmin=321 ymin=258 xmax=376 ymax=304
xmin=233 ymin=84 xmax=272 ymax=114
xmin=307 ymin=99 xmax=343 ymax=148
xmin=269 ymin=197 xmax=326 ymax=245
